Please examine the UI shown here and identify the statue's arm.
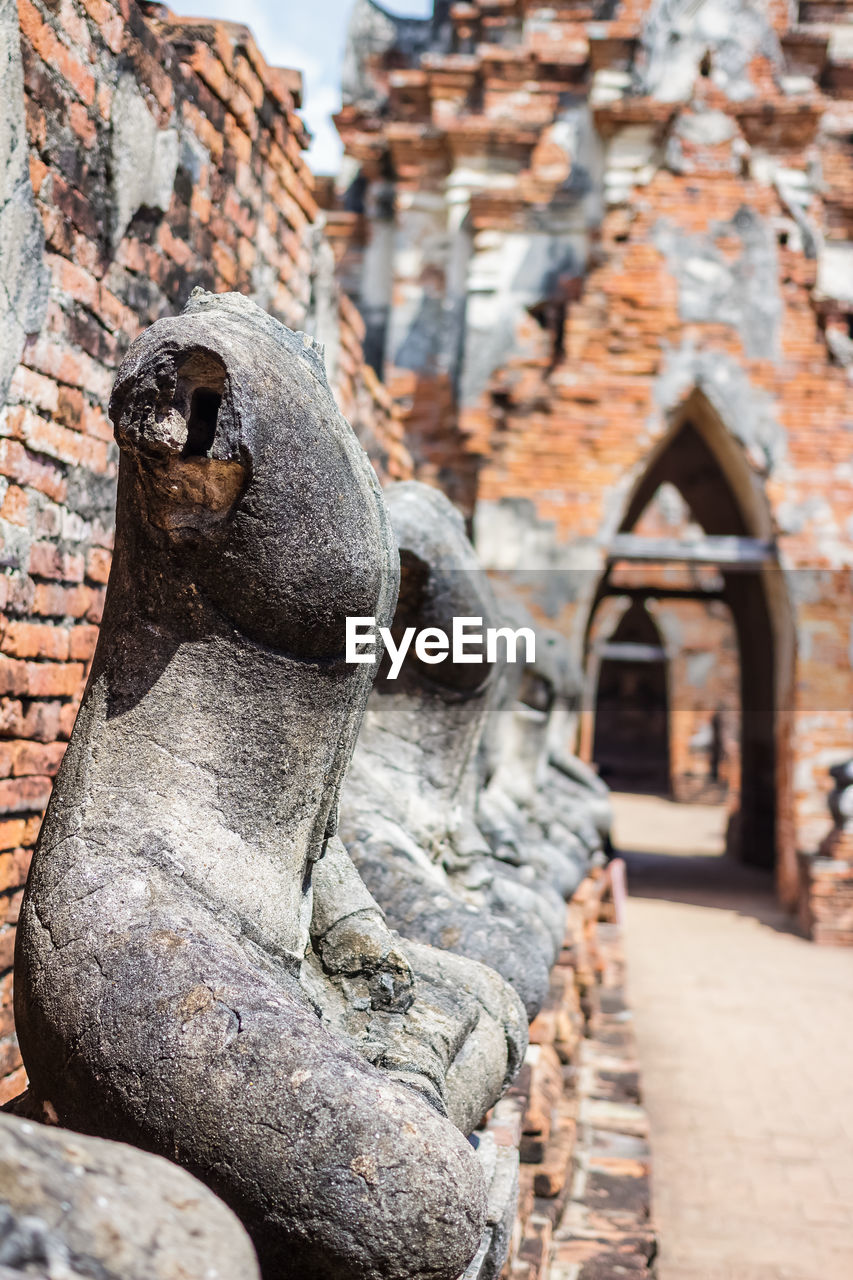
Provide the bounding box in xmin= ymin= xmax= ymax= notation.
xmin=310 ymin=836 xmax=414 ymax=1011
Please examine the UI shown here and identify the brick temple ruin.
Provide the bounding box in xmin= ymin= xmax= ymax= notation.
xmin=0 ymin=0 xmax=845 ymax=1274
xmin=327 ymin=0 xmax=853 ymax=937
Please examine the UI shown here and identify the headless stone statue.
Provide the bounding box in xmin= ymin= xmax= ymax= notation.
xmin=530 ymin=627 xmax=612 ymax=854
xmin=14 ymin=293 xmax=494 ymax=1280
xmin=541 ymin=632 xmax=612 ymax=851
xmin=340 ymin=482 xmax=564 ymax=1020
xmin=479 ymin=618 xmax=605 ymax=896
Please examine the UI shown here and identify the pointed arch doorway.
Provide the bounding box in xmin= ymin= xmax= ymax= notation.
xmin=585 ymin=390 xmax=794 ymax=889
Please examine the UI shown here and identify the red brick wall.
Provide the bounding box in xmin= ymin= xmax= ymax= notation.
xmin=335 ymin=292 xmax=414 ymax=484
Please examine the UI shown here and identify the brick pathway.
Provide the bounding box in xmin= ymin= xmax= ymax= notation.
xmin=612 ymin=793 xmax=853 ymax=1280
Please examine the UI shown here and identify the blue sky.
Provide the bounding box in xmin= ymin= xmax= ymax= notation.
xmin=173 ymin=0 xmax=430 ymax=172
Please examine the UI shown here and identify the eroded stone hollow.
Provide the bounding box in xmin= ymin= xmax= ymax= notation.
xmin=14 ymin=292 xmax=495 ymax=1280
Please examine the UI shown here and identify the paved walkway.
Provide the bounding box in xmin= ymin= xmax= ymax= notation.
xmin=611 ymin=793 xmax=853 ymax=1280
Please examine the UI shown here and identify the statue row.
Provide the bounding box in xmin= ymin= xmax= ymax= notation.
xmin=5 ymin=293 xmax=611 ymax=1280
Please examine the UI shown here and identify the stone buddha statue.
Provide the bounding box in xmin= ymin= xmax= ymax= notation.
xmin=14 ymin=292 xmax=515 ymax=1280
xmin=340 ymin=482 xmax=567 ymax=1021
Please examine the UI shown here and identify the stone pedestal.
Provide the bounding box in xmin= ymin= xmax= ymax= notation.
xmin=799 ymin=761 xmax=853 ymax=945
xmin=799 ymin=848 xmax=853 ymax=946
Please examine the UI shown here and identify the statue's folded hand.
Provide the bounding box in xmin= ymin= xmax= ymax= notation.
xmin=315 ymin=910 xmax=415 ymax=1012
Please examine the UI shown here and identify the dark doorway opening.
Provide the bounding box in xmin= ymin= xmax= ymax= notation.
xmin=593 ymin=601 xmax=670 ymax=795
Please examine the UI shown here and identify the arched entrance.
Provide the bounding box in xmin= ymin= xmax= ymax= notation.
xmin=585 ymin=390 xmax=794 ymax=887
xmin=593 ymin=601 xmax=670 ymax=795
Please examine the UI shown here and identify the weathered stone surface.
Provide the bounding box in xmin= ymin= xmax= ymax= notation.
xmin=0 ymin=1111 xmax=259 ymax=1279
xmin=652 ymin=208 xmax=781 ymax=360
xmin=0 ymin=0 xmax=49 ymax=409
xmin=341 ymin=481 xmax=559 ymax=1020
xmin=459 ymin=234 xmax=586 ymax=411
xmin=14 ymin=292 xmax=486 ymax=1280
xmin=341 ymin=0 xmax=445 ymax=110
xmin=637 ymin=0 xmax=782 ymax=103
xmin=109 ymin=74 xmax=180 ymax=248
